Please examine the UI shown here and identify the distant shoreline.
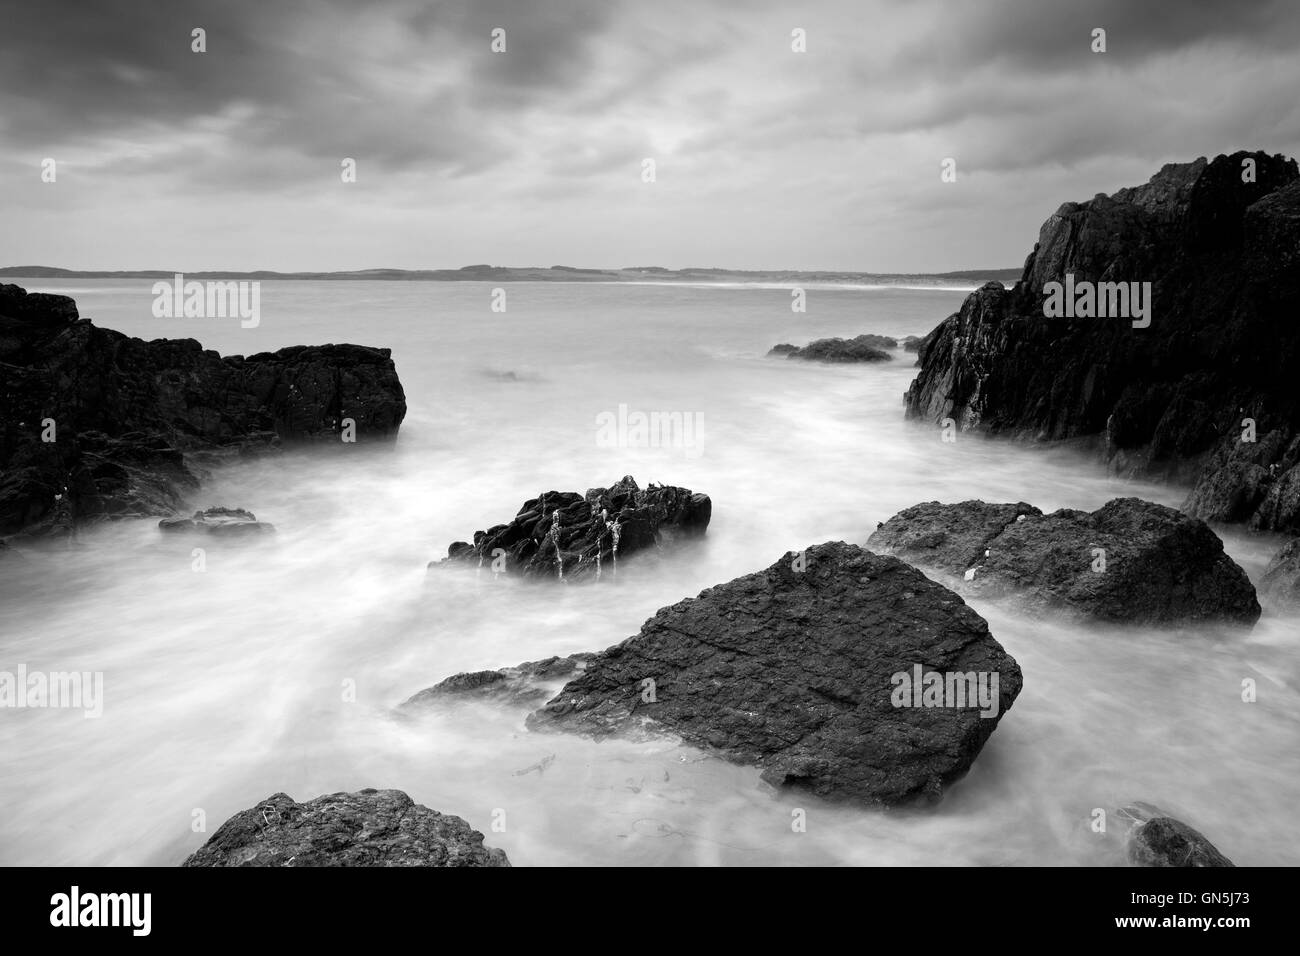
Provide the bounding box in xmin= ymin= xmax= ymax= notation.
xmin=0 ymin=264 xmax=1022 ymax=286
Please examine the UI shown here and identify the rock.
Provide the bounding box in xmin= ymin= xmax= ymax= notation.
xmin=1260 ymin=538 xmax=1300 ymax=608
xmin=435 ymin=475 xmax=711 ymax=580
xmin=768 ymin=334 xmax=895 ymax=362
xmin=403 ymin=654 xmax=594 ymax=709
xmin=1118 ymin=802 xmax=1234 ymax=867
xmin=870 ymin=500 xmax=1042 ymax=569
xmin=0 ymin=283 xmax=407 ymax=538
xmin=901 ymin=152 xmax=1300 ymax=534
xmin=158 ymin=506 xmax=275 ymax=535
xmin=181 ymin=789 xmax=509 ymax=867
xmin=868 ymin=497 xmax=1259 ymax=625
xmin=525 ymin=541 xmax=1022 ymax=807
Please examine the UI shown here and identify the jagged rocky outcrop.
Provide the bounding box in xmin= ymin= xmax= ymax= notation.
xmin=1260 ymin=538 xmax=1300 ymax=609
xmin=158 ymin=506 xmax=275 ymax=536
xmin=868 ymin=497 xmax=1260 ymax=626
xmin=181 ymin=789 xmax=509 ymax=867
xmin=436 ymin=476 xmax=711 ymax=580
xmin=1118 ymin=802 xmax=1234 ymax=867
xmin=769 ymin=334 xmax=895 ymax=362
xmin=403 ymin=654 xmax=593 ymax=710
xmin=0 ymin=283 xmax=406 ymax=538
xmin=524 ymin=541 xmax=1022 ymax=807
xmin=903 ymin=152 xmax=1300 ymax=533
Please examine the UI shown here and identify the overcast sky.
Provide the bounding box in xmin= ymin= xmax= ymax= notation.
xmin=3 ymin=0 xmax=1299 ymax=272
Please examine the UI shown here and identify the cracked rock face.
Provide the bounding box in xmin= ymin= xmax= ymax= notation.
xmin=435 ymin=475 xmax=711 ymax=580
xmin=869 ymin=497 xmax=1259 ymax=626
xmin=524 ymin=541 xmax=1022 ymax=808
xmin=181 ymin=789 xmax=509 ymax=867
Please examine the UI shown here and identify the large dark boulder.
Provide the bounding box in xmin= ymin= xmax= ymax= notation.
xmin=1118 ymin=802 xmax=1234 ymax=867
xmin=769 ymin=334 xmax=894 ymax=363
xmin=524 ymin=541 xmax=1022 ymax=807
xmin=181 ymin=789 xmax=508 ymax=867
xmin=868 ymin=497 xmax=1260 ymax=626
xmin=436 ymin=475 xmax=711 ymax=581
xmin=0 ymin=283 xmax=406 ymax=537
xmin=902 ymin=152 xmax=1300 ymax=533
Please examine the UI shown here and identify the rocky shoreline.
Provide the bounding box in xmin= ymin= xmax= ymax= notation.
xmin=0 ymin=283 xmax=406 ymax=540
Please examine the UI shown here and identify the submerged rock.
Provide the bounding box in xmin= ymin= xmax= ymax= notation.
xmin=1119 ymin=802 xmax=1234 ymax=867
xmin=436 ymin=475 xmax=711 ymax=580
xmin=0 ymin=283 xmax=406 ymax=538
xmin=902 ymin=151 xmax=1300 ymax=534
xmin=181 ymin=789 xmax=508 ymax=867
xmin=868 ymin=498 xmax=1260 ymax=625
xmin=158 ymin=506 xmax=275 ymax=535
xmin=403 ymin=654 xmax=594 ymax=709
xmin=525 ymin=541 xmax=1022 ymax=807
xmin=768 ymin=334 xmax=895 ymax=363
xmin=1260 ymin=538 xmax=1300 ymax=609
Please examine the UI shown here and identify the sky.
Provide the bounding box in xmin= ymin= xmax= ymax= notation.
xmin=2 ymin=0 xmax=1299 ymax=273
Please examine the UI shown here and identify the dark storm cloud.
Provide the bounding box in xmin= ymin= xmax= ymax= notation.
xmin=894 ymin=0 xmax=1300 ymax=74
xmin=0 ymin=0 xmax=617 ymax=182
xmin=858 ymin=0 xmax=1300 ymax=175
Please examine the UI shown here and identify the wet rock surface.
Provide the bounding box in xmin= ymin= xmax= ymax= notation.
xmin=181 ymin=789 xmax=509 ymax=867
xmin=868 ymin=497 xmax=1260 ymax=625
xmin=1119 ymin=802 xmax=1234 ymax=867
xmin=524 ymin=541 xmax=1022 ymax=807
xmin=436 ymin=475 xmax=711 ymax=580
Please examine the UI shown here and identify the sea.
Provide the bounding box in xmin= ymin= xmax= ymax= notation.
xmin=1 ymin=278 xmax=1297 ymax=865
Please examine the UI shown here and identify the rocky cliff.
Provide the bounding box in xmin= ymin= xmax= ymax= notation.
xmin=904 ymin=151 xmax=1300 ymax=533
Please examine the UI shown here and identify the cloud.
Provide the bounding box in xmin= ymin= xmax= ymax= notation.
xmin=1 ymin=0 xmax=1299 ymax=271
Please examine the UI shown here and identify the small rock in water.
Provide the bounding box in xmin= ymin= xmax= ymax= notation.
xmin=435 ymin=475 xmax=710 ymax=581
xmin=1119 ymin=802 xmax=1234 ymax=867
xmin=767 ymin=334 xmax=895 ymax=363
xmin=402 ymin=654 xmax=594 ymax=710
xmin=158 ymin=506 xmax=275 ymax=535
xmin=181 ymin=789 xmax=509 ymax=867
